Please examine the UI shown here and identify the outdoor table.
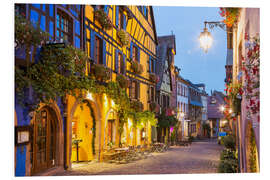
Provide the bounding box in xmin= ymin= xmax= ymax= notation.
xmin=114 ymin=147 xmax=129 ymax=161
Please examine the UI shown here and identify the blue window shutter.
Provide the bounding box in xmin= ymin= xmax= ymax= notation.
xmin=115 ymin=6 xmax=119 ymax=27
xmin=149 ymin=56 xmax=151 ymax=73
xmin=115 ymin=49 xmax=119 ymax=73
xmin=130 ymin=41 xmax=133 ymax=60
xmin=123 ymin=15 xmax=127 ymax=30
xmin=103 ymin=40 xmax=106 ymax=66
xmin=90 ymin=30 xmax=95 ymax=61
xmin=104 ymin=5 xmax=108 ymax=14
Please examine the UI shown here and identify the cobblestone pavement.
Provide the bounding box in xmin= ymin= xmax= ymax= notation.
xmin=55 ymin=139 xmax=223 ymax=176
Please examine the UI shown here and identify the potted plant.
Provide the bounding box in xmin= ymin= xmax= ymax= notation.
xmin=116 ymin=74 xmax=129 ymax=89
xmin=219 ymin=8 xmax=240 ymax=28
xmin=130 ymin=60 xmax=143 ymax=75
xmin=226 ymin=82 xmax=243 ymax=115
xmin=117 ymin=29 xmax=131 ymax=46
xmin=94 ymin=9 xmax=113 ymax=30
xmin=92 ymin=64 xmax=111 ymax=82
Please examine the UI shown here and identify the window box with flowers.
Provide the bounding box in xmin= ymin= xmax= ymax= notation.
xmin=117 ymin=29 xmax=131 ymax=47
xmin=94 ymin=9 xmax=113 ymax=30
xmin=91 ymin=64 xmax=111 ymax=82
xmin=130 ymin=99 xmax=144 ymax=112
xmin=116 ymin=74 xmax=129 ymax=89
xmin=149 ymin=73 xmax=159 ymax=83
xmin=130 ymin=60 xmax=143 ymax=75
xmin=219 ymin=8 xmax=240 ymax=28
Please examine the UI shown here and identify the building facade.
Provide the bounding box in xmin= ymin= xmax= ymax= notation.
xmin=15 ymin=4 xmax=158 ymax=176
xmin=231 ymin=8 xmax=260 ymax=172
xmin=187 ymin=81 xmax=203 ymax=137
xmin=156 ymin=35 xmax=176 ymax=142
xmin=176 ymin=75 xmax=189 ymax=139
xmin=207 ymin=90 xmax=225 ymax=138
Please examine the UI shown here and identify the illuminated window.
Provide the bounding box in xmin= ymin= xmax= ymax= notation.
xmin=56 ymin=11 xmax=73 ymax=44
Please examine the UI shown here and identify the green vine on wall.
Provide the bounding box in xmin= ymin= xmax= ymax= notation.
xmin=83 ymin=100 xmax=96 ymax=155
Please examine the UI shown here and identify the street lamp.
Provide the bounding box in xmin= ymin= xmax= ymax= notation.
xmin=199 ymin=21 xmax=226 ymax=53
xmin=219 ymin=105 xmax=225 ymax=112
xmin=199 ymin=27 xmax=213 ymax=53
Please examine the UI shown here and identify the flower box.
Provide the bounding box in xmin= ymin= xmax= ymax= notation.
xmin=149 ymin=73 xmax=159 ymax=83
xmin=130 ymin=60 xmax=143 ymax=75
xmin=130 ymin=99 xmax=143 ymax=112
xmin=116 ymin=74 xmax=129 ymax=89
xmin=94 ymin=10 xmax=113 ymax=30
xmin=92 ymin=64 xmax=111 ymax=82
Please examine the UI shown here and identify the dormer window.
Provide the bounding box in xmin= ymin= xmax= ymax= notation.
xmin=210 ymin=97 xmax=216 ymax=104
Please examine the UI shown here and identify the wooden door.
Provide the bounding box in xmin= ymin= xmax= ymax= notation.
xmin=32 ymin=108 xmax=56 ymax=174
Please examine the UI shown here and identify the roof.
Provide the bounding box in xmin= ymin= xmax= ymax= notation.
xmin=150 ymin=6 xmax=158 ymax=45
xmin=156 ymin=35 xmax=176 ymax=91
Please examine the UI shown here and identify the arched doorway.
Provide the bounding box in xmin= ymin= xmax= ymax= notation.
xmin=32 ymin=106 xmax=58 ymax=174
xmin=104 ymin=109 xmax=118 ymax=149
xmin=71 ymin=100 xmax=96 ymax=163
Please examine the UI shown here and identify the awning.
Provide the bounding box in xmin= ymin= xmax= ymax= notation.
xmin=190 ymin=100 xmax=203 ymax=107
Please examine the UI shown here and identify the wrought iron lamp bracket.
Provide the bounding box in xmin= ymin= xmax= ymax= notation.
xmin=204 ymin=21 xmax=226 ymax=31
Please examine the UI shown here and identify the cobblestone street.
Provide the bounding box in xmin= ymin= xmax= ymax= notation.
xmin=55 ymin=139 xmax=223 ymax=176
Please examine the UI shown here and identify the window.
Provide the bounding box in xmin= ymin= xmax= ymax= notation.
xmin=130 ymin=81 xmax=139 ymax=99
xmin=94 ymin=36 xmax=103 ymax=64
xmin=150 ymin=58 xmax=154 ymax=73
xmin=56 ymin=11 xmax=73 ymax=44
xmin=132 ymin=45 xmax=139 ymax=62
xmin=118 ymin=9 xmax=125 ymax=29
xmin=150 ymin=86 xmax=155 ymax=102
xmin=162 ymin=95 xmax=166 ymax=108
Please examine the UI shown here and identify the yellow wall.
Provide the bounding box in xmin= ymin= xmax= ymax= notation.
xmin=66 ymin=6 xmax=157 ymax=165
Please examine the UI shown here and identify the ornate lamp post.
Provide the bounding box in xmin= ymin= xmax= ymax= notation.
xmin=199 ymin=21 xmax=226 ymax=53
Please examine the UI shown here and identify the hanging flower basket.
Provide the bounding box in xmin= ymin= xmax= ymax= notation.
xmin=92 ymin=64 xmax=111 ymax=82
xmin=130 ymin=60 xmax=143 ymax=75
xmin=232 ymin=97 xmax=242 ymax=115
xmin=94 ymin=10 xmax=113 ymax=30
xmin=149 ymin=73 xmax=159 ymax=83
xmin=117 ymin=29 xmax=131 ymax=46
xmin=130 ymin=99 xmax=143 ymax=112
xmin=219 ymin=8 xmax=240 ymax=28
xmin=116 ymin=74 xmax=129 ymax=89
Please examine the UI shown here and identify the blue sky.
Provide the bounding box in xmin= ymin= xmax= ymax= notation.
xmin=153 ymin=6 xmax=227 ymax=94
